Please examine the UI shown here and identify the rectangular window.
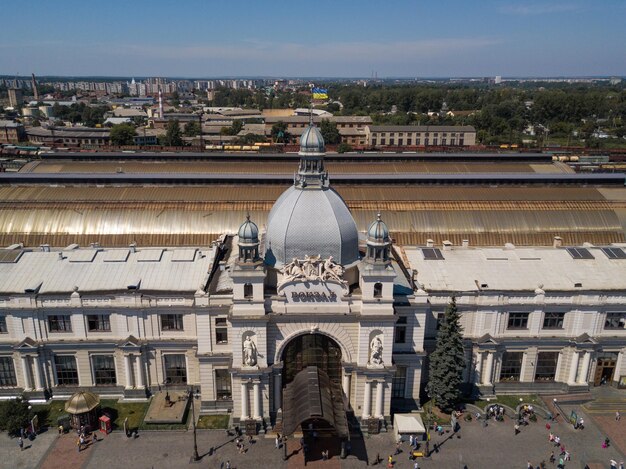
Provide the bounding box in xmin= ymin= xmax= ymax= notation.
xmin=0 ymin=316 xmax=7 ymax=334
xmin=48 ymin=315 xmax=72 ymax=333
xmin=406 ymin=138 xmax=412 ymax=146
xmin=604 ymin=312 xmax=626 ymax=330
xmin=389 ymin=138 xmax=395 ymax=145
xmin=161 ymin=314 xmax=184 ymax=331
xmin=415 ymin=138 xmax=420 ymax=145
xmin=534 ymin=352 xmax=559 ymax=381
xmin=372 ymin=138 xmax=377 ymax=146
xmin=215 ymin=318 xmax=228 ymax=344
xmin=566 ymin=247 xmax=594 ymax=259
xmin=542 ymin=312 xmax=565 ymax=330
xmin=392 ymin=366 xmax=407 ymax=398
xmin=215 ymin=369 xmax=232 ymax=399
xmin=0 ymin=357 xmax=17 ymax=387
xmin=395 ymin=317 xmax=407 ymax=344
xmin=422 ymin=248 xmax=444 ymax=260
xmin=92 ymin=355 xmax=116 ymax=386
xmin=433 ymin=138 xmax=438 ymax=145
xmin=55 ymin=356 xmax=79 ymax=386
xmin=424 ymin=138 xmax=429 ymax=146
xmin=87 ymin=314 xmax=111 ymax=332
xmin=398 ymin=138 xmax=403 ymax=146
xmin=602 ymin=247 xmax=626 ymax=259
xmin=499 ymin=352 xmax=523 ymax=381
xmin=164 ymin=354 xmax=187 ymax=384
xmin=507 ymin=312 xmax=529 ymax=330
xmin=380 ymin=138 xmax=386 ymax=145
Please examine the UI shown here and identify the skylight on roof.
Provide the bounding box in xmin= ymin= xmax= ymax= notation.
xmin=422 ymin=248 xmax=444 ymax=260
xmin=601 ymin=247 xmax=626 ymax=259
xmin=566 ymin=247 xmax=594 ymax=260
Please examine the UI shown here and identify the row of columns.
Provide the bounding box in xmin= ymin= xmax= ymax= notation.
xmin=362 ymin=379 xmax=385 ymax=419
xmin=568 ymin=350 xmax=592 ymax=385
xmin=476 ymin=349 xmax=595 ymax=385
xmin=21 ymin=355 xmax=44 ymax=391
xmin=124 ymin=354 xmax=145 ymax=389
xmin=240 ymin=380 xmax=262 ymax=421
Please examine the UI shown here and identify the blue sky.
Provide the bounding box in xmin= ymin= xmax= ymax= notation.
xmin=1 ymin=0 xmax=625 ymax=78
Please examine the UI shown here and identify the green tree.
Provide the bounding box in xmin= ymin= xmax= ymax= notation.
xmin=337 ymin=142 xmax=353 ymax=153
xmin=109 ymin=123 xmax=137 ymax=145
xmin=0 ymin=398 xmax=33 ymax=437
xmin=162 ymin=119 xmax=183 ymax=146
xmin=271 ymin=121 xmax=290 ymax=142
xmin=184 ymin=120 xmax=201 ymax=137
xmin=426 ymin=297 xmax=465 ymax=413
xmin=319 ymin=119 xmax=341 ymax=144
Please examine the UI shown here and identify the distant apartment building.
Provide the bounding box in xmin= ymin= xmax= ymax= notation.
xmin=366 ymin=125 xmax=477 ymax=148
xmin=8 ymin=89 xmax=23 ymax=108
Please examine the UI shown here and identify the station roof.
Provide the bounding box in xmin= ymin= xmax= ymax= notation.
xmin=405 ymin=244 xmax=626 ymax=292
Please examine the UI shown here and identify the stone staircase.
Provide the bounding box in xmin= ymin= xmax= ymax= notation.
xmin=583 ymin=398 xmax=626 ymax=414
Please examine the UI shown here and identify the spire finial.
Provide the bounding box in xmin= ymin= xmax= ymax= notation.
xmin=376 ymin=212 xmax=382 ymax=222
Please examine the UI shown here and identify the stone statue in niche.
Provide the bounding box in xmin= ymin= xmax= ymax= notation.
xmin=369 ymin=336 xmax=384 ymax=366
xmin=242 ymin=335 xmax=257 ymax=367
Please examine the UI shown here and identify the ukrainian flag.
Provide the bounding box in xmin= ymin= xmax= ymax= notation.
xmin=312 ymin=87 xmax=328 ymax=100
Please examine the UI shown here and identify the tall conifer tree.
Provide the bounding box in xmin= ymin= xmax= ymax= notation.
xmin=426 ymin=297 xmax=466 ymax=412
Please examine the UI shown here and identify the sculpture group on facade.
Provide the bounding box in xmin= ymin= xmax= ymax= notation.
xmin=281 ymin=255 xmax=346 ymax=285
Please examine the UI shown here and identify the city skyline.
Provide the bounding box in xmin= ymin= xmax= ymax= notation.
xmin=1 ymin=0 xmax=626 ymax=78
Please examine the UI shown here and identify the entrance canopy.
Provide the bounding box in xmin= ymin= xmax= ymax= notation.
xmin=282 ymin=366 xmax=348 ymax=438
xmin=393 ymin=413 xmax=426 ymax=441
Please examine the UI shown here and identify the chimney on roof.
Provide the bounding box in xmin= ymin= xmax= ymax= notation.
xmin=90 ymin=242 xmax=100 ymax=249
xmin=40 ymin=244 xmax=50 ymax=252
xmin=426 ymin=239 xmax=434 ymax=247
xmin=129 ymin=242 xmax=137 ymax=253
xmin=442 ymin=240 xmax=453 ymax=251
xmin=462 ymin=239 xmax=469 ymax=248
xmin=553 ymin=236 xmax=563 ymax=248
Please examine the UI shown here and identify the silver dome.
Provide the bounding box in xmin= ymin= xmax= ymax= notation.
xmin=265 ymin=185 xmax=359 ymax=266
xmin=238 ymin=215 xmax=259 ymax=244
xmin=299 ymin=125 xmax=325 ymax=154
xmin=367 ymin=213 xmax=390 ymax=245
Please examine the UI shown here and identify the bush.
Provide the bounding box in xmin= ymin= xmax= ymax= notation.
xmin=337 ymin=142 xmax=353 ymax=153
xmin=0 ymin=398 xmax=33 ymax=437
xmin=464 ymin=413 xmax=472 ymax=422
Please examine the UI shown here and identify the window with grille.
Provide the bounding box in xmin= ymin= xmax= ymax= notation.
xmin=534 ymin=352 xmax=559 ymax=381
xmin=422 ymin=248 xmax=444 ymax=260
xmin=0 ymin=316 xmax=6 ymax=334
xmin=604 ymin=312 xmax=626 ymax=330
xmin=392 ymin=366 xmax=407 ymax=398
xmin=87 ymin=314 xmax=111 ymax=332
xmin=215 ymin=369 xmax=232 ymax=399
xmin=507 ymin=312 xmax=529 ymax=329
xmin=499 ymin=352 xmax=523 ymax=381
xmin=48 ymin=315 xmax=72 ymax=333
xmin=55 ymin=356 xmax=79 ymax=386
xmin=215 ymin=318 xmax=228 ymax=344
xmin=566 ymin=247 xmax=594 ymax=259
xmin=542 ymin=312 xmax=565 ymax=329
xmin=602 ymin=247 xmax=626 ymax=259
xmin=164 ymin=354 xmax=187 ymax=384
xmin=161 ymin=314 xmax=184 ymax=331
xmin=0 ymin=357 xmax=16 ymax=387
xmin=395 ymin=316 xmax=407 ymax=344
xmin=92 ymin=355 xmax=116 ymax=385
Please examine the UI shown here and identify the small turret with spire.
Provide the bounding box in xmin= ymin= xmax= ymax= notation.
xmin=365 ymin=213 xmax=392 ymax=265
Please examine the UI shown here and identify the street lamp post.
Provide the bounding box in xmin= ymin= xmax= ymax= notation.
xmin=189 ymin=387 xmax=200 ymax=462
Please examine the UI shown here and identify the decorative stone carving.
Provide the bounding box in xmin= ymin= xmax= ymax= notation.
xmin=281 ymin=256 xmax=346 ymax=286
xmin=369 ymin=335 xmax=384 ymax=366
xmin=242 ymin=334 xmax=257 ymax=367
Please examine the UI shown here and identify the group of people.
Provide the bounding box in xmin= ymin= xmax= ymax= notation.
xmin=487 ymin=404 xmax=506 ymax=421
xmin=75 ymin=425 xmax=97 ymax=453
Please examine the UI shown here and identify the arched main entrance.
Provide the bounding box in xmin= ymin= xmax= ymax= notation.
xmin=281 ymin=333 xmax=343 ymax=387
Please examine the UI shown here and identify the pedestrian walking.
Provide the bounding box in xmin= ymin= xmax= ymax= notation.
xmin=76 ymin=438 xmax=81 ymax=452
xmin=18 ymin=437 xmax=24 ymax=451
xmin=395 ymin=440 xmax=402 ymax=455
xmin=413 ymin=461 xmax=420 ymax=469
xmin=409 ymin=434 xmax=414 ymax=447
xmin=549 ymin=451 xmax=555 ymax=464
xmin=611 ymin=459 xmax=618 ymax=469
xmin=58 ymin=425 xmax=63 ymax=436
xmin=616 ymin=411 xmax=621 ymax=421
xmin=225 ymin=460 xmax=231 ymax=469
xmin=527 ymin=461 xmax=532 ymax=468
xmin=514 ymin=423 xmax=520 ymax=435
xmin=275 ymin=434 xmax=280 ymax=449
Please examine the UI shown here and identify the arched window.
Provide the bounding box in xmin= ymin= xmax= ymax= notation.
xmin=374 ymin=282 xmax=383 ymax=298
xmin=244 ymin=283 xmax=253 ymax=299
